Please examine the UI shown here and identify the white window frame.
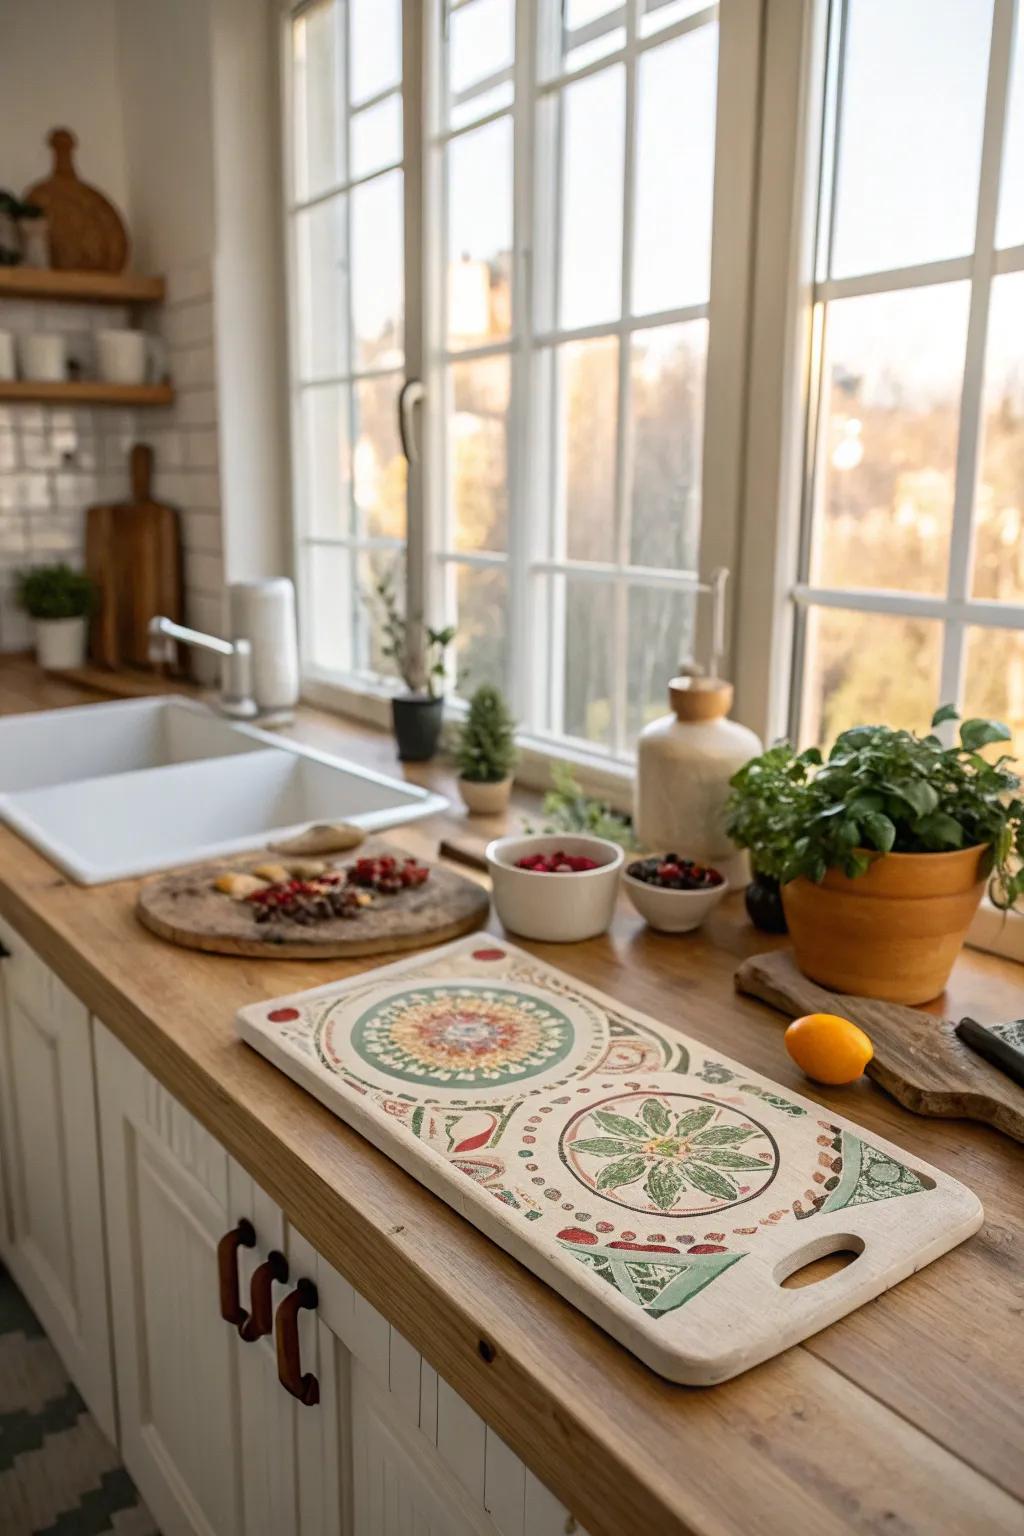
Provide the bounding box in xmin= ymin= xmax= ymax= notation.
xmin=281 ymin=0 xmax=760 ymax=789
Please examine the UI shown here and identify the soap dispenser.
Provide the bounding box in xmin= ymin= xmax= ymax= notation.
xmin=634 ymin=675 xmax=761 ymax=888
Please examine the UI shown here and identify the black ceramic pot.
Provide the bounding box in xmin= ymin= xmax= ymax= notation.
xmin=744 ymin=870 xmax=788 ymax=934
xmin=391 ymin=694 xmax=444 ymax=762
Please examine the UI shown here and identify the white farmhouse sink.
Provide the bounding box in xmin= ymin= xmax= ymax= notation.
xmin=0 ymin=696 xmax=447 ymax=884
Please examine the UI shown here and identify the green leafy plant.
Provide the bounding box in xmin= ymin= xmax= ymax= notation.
xmin=725 ymin=743 xmax=821 ymax=881
xmin=525 ymin=762 xmax=635 ymax=849
xmin=15 ymin=563 xmax=96 ymax=621
xmin=728 ymin=706 xmax=1024 ymax=910
xmin=368 ymin=573 xmax=455 ymax=698
xmin=456 ymin=683 xmax=518 ymax=783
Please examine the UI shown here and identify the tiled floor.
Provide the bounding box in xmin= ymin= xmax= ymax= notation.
xmin=0 ymin=1264 xmax=157 ymax=1536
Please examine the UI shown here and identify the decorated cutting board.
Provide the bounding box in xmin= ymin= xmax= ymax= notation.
xmin=236 ymin=936 xmax=983 ymax=1384
xmin=138 ymin=843 xmax=490 ymax=959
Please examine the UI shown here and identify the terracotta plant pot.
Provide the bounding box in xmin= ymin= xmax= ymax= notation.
xmin=781 ymin=845 xmax=990 ymax=1006
xmin=459 ymin=775 xmax=512 ymax=816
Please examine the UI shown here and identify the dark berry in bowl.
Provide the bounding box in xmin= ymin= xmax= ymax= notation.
xmin=626 ymin=854 xmax=724 ymax=891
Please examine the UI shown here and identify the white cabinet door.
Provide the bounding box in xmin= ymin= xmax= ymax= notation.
xmin=95 ymin=1019 xmax=249 ymax=1536
xmin=0 ymin=916 xmax=115 ymax=1440
xmin=95 ymin=1020 xmax=344 ymax=1536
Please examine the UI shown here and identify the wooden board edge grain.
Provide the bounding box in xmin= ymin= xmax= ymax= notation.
xmin=135 ymin=899 xmax=489 ymax=959
xmin=1 ymin=865 xmax=1021 ymax=1536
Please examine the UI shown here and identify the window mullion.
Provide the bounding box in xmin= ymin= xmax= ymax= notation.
xmin=946 ymin=0 xmax=1017 ymax=629
xmin=609 ymin=1 xmax=639 ymax=755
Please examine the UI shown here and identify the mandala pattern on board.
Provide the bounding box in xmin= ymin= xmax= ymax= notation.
xmin=558 ymin=1092 xmax=779 ymax=1218
xmin=793 ymin=1122 xmax=935 ymax=1219
xmin=556 ymin=1227 xmax=743 ymax=1318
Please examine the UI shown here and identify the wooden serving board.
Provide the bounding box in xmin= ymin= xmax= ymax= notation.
xmin=137 ymin=843 xmax=490 ymax=959
xmin=736 ymin=949 xmax=1024 ymax=1144
xmin=237 ymin=936 xmax=982 ymax=1385
xmin=24 ymin=128 xmax=129 ymax=272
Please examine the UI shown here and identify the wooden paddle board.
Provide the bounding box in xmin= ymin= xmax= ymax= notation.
xmin=23 ymin=128 xmax=128 ymax=271
xmin=735 ymin=949 xmax=1024 ymax=1143
xmin=237 ymin=935 xmax=982 ymax=1385
xmin=137 ymin=842 xmax=490 ymax=959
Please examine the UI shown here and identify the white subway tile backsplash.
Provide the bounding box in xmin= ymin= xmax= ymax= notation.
xmin=182 ymin=512 xmax=222 ymax=555
xmin=166 ymin=262 xmax=212 ymax=307
xmin=171 ymin=345 xmax=216 ymax=389
xmin=0 ymin=436 xmax=16 ymax=472
xmin=185 ymin=550 xmax=224 ymax=595
xmin=163 ymin=300 xmax=214 ymax=350
xmin=184 ymin=429 xmax=218 ymax=469
xmin=176 ymin=389 xmax=217 ymax=427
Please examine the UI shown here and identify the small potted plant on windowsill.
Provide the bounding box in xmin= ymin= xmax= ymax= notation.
xmin=370 ymin=573 xmax=456 ymax=762
xmin=455 ymin=683 xmax=519 ymax=815
xmin=16 ymin=563 xmax=96 ymax=672
xmin=728 ymin=707 xmax=1024 ymax=1004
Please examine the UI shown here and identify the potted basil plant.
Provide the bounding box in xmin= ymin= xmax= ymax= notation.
xmin=725 ymin=743 xmax=820 ymax=933
xmin=455 ymin=683 xmax=519 ymax=815
xmin=729 ymin=708 xmax=1024 ymax=1005
xmin=16 ymin=563 xmax=96 ymax=671
xmin=371 ymin=573 xmax=456 ymax=762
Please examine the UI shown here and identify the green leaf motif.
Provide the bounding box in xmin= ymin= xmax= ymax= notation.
xmin=914 ymin=811 xmax=964 ymax=848
xmin=674 ymin=1105 xmax=717 ymax=1139
xmin=888 ymin=778 xmax=939 ymax=818
xmin=931 ymin=703 xmax=960 ymax=727
xmin=685 ymin=1162 xmax=739 ymax=1202
xmin=644 ymin=1162 xmax=686 ymax=1212
xmin=692 ymin=1125 xmax=756 ymax=1147
xmin=640 ymin=1098 xmax=672 ymax=1135
xmin=700 ymin=1150 xmax=770 ymax=1171
xmin=592 ymin=1110 xmax=647 ymax=1141
xmin=569 ymin=1137 xmax=640 ymax=1159
xmin=595 ymin=1155 xmax=646 ymax=1191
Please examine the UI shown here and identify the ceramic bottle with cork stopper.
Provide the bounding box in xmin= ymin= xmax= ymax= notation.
xmin=634 ymin=674 xmax=761 ymax=888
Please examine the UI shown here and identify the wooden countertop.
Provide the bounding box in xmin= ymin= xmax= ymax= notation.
xmin=0 ymin=656 xmax=1022 ymax=1536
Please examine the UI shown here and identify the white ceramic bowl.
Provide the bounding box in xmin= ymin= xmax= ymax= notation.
xmin=485 ymin=833 xmax=625 ymax=942
xmin=622 ymin=868 xmax=729 ymax=933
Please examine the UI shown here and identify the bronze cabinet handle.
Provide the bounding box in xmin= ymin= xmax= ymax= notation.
xmin=238 ymin=1250 xmax=289 ymax=1343
xmin=275 ymin=1278 xmax=320 ymax=1406
xmin=217 ymin=1218 xmax=256 ymax=1327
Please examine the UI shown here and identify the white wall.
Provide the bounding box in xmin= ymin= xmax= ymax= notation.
xmin=0 ymin=0 xmax=128 ymax=218
xmin=114 ymin=0 xmax=216 ymax=273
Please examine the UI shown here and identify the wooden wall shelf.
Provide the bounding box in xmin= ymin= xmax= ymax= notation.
xmin=0 ymin=268 xmax=166 ymax=305
xmin=0 ymin=380 xmax=174 ymax=408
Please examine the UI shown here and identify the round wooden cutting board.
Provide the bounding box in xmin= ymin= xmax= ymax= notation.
xmin=136 ymin=842 xmax=490 ymax=959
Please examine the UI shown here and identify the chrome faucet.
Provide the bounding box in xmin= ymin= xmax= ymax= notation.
xmin=147 ymin=615 xmax=258 ymax=719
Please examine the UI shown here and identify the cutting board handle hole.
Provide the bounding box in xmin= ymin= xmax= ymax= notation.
xmin=775 ymin=1234 xmax=865 ymax=1290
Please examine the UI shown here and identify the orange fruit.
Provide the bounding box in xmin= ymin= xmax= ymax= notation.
xmin=784 ymin=1013 xmax=874 ymax=1085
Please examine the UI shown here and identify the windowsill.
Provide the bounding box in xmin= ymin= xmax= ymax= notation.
xmin=301 ymin=668 xmax=1024 ymax=966
xmin=301 ymin=669 xmax=637 ymax=812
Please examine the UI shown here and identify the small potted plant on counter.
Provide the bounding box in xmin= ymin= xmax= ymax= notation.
xmin=455 ymin=682 xmax=519 ymax=815
xmin=730 ymin=708 xmax=1024 ymax=1004
xmin=371 ymin=573 xmax=456 ymax=762
xmin=726 ymin=742 xmax=820 ymax=933
xmin=16 ymin=563 xmax=96 ymax=672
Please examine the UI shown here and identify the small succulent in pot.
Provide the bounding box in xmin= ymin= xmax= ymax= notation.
xmin=725 ymin=742 xmax=819 ymax=932
xmin=455 ymin=683 xmax=519 ymax=815
xmin=16 ymin=562 xmax=96 ymax=672
xmin=367 ymin=572 xmax=456 ymax=762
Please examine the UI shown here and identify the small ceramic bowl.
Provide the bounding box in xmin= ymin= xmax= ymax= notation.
xmin=485 ymin=833 xmax=625 ymax=942
xmin=622 ymin=869 xmax=729 ymax=933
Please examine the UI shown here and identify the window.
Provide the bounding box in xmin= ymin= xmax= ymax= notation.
xmin=288 ymin=0 xmax=407 ymax=683
xmin=286 ymin=0 xmax=724 ymax=760
xmin=792 ymin=0 xmax=1024 ymax=760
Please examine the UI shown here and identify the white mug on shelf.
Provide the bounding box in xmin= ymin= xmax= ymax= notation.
xmin=0 ymin=330 xmax=15 ymax=382
xmin=19 ymin=332 xmax=67 ymax=383
xmin=95 ymin=328 xmax=165 ymax=386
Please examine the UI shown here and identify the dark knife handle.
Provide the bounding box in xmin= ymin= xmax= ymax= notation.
xmin=955 ymin=1017 xmax=1024 ymax=1089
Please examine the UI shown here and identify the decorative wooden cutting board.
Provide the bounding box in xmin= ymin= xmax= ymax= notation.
xmin=137 ymin=843 xmax=490 ymax=959
xmin=23 ymin=128 xmax=129 ymax=272
xmin=236 ymin=936 xmax=982 ymax=1385
xmin=736 ymin=950 xmax=1024 ymax=1144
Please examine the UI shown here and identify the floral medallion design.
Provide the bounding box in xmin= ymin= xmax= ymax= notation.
xmin=348 ymin=984 xmax=575 ymax=1086
xmin=559 ymin=1092 xmax=779 ymax=1217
